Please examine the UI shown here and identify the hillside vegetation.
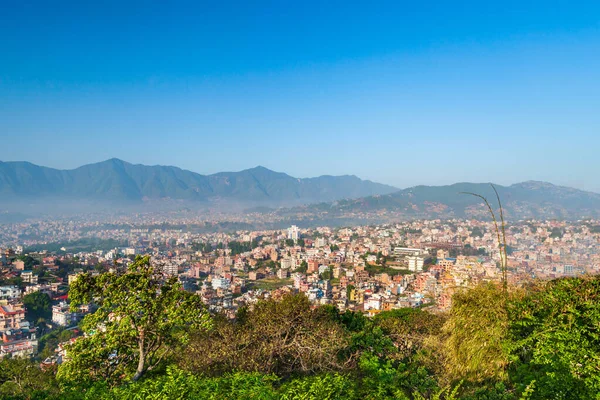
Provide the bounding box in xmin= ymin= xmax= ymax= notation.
xmin=1 ymin=258 xmax=599 ymax=399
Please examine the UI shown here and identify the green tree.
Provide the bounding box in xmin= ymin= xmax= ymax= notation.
xmin=549 ymin=227 xmax=564 ymax=239
xmin=96 ymin=367 xmax=279 ymax=400
xmin=16 ymin=254 xmax=40 ymax=269
xmin=280 ymin=373 xmax=357 ymax=399
xmin=0 ymin=357 xmax=57 ymax=398
xmin=470 ymin=227 xmax=484 ymax=238
xmin=297 ymin=260 xmax=308 ymax=273
xmin=508 ymin=277 xmax=600 ymax=399
xmin=181 ymin=294 xmax=350 ymax=376
xmin=58 ymin=256 xmax=211 ymax=386
xmin=23 ymin=291 xmax=52 ymax=322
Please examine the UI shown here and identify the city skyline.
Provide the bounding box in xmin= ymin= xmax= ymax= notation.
xmin=2 ymin=1 xmax=600 ymax=191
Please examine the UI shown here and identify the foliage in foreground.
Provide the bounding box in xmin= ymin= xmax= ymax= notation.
xmin=3 ymin=272 xmax=600 ymax=399
xmin=58 ymin=256 xmax=211 ymax=385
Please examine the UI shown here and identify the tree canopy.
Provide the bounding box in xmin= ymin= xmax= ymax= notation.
xmin=23 ymin=291 xmax=52 ymax=322
xmin=58 ymin=256 xmax=211 ymax=385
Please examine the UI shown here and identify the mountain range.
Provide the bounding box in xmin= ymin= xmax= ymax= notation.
xmin=0 ymin=159 xmax=397 ymax=206
xmin=1 ymin=159 xmax=599 ymax=221
xmin=290 ymin=181 xmax=600 ymax=220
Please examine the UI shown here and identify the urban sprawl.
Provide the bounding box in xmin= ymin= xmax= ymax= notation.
xmin=1 ymin=217 xmax=599 ymax=367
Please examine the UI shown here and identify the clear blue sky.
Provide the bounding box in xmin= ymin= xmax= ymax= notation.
xmin=2 ymin=1 xmax=599 ymax=191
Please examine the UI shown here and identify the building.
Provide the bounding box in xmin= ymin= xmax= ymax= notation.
xmin=0 ymin=286 xmax=21 ymax=301
xmin=307 ymin=259 xmax=319 ymax=274
xmin=161 ymin=264 xmax=178 ymax=276
xmin=0 ymin=304 xmax=25 ymax=330
xmin=0 ymin=304 xmax=37 ymax=358
xmin=407 ymin=256 xmax=425 ymax=272
xmin=122 ymin=247 xmax=137 ymax=256
xmin=315 ymin=237 xmax=327 ymax=248
xmin=211 ymin=277 xmax=230 ymax=290
xmin=21 ymin=271 xmax=38 ymax=284
xmin=393 ymin=247 xmax=424 ymax=257
xmin=277 ymin=269 xmax=289 ymax=279
xmin=52 ymin=302 xmax=82 ymax=327
xmin=248 ymin=271 xmax=264 ymax=281
xmin=280 ymin=258 xmax=294 ymax=269
xmin=68 ymin=272 xmax=84 ymax=285
xmin=288 ymin=225 xmax=300 ymax=242
xmin=564 ymin=265 xmax=575 ymax=275
xmin=318 ymin=265 xmax=330 ymax=274
xmin=365 ymin=295 xmax=383 ymax=310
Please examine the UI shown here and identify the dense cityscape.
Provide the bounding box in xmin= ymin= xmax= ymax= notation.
xmin=2 ymin=216 xmax=598 ymax=363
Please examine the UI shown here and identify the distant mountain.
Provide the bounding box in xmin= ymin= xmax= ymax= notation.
xmin=0 ymin=159 xmax=398 ymax=207
xmin=290 ymin=181 xmax=600 ymax=220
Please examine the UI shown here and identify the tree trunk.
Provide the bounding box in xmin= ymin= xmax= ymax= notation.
xmin=133 ymin=335 xmax=145 ymax=381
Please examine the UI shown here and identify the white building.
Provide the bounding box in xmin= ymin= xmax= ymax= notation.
xmin=52 ymin=302 xmax=76 ymax=327
xmin=211 ymin=277 xmax=230 ymax=290
xmin=122 ymin=247 xmax=137 ymax=256
xmin=161 ymin=264 xmax=178 ymax=276
xmin=318 ymin=265 xmax=330 ymax=274
xmin=407 ymin=256 xmax=425 ymax=272
xmin=365 ymin=295 xmax=383 ymax=310
xmin=393 ymin=247 xmax=424 ymax=257
xmin=277 ymin=269 xmax=289 ymax=279
xmin=21 ymin=271 xmax=38 ymax=284
xmin=0 ymin=286 xmax=21 ymax=301
xmin=280 ymin=258 xmax=294 ymax=269
xmin=288 ymin=225 xmax=300 ymax=241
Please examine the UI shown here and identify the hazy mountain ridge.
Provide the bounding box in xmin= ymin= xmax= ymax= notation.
xmin=0 ymin=159 xmax=398 ymax=206
xmin=2 ymin=160 xmax=598 ymax=220
xmin=288 ymin=181 xmax=600 ymax=220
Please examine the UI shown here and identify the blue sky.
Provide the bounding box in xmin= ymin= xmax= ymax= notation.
xmin=1 ymin=1 xmax=600 ymax=191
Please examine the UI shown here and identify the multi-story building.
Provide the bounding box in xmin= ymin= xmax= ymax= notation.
xmin=52 ymin=302 xmax=84 ymax=327
xmin=277 ymin=269 xmax=289 ymax=279
xmin=407 ymin=256 xmax=425 ymax=272
xmin=393 ymin=247 xmax=424 ymax=258
xmin=0 ymin=286 xmax=21 ymax=301
xmin=288 ymin=225 xmax=300 ymax=242
xmin=161 ymin=264 xmax=178 ymax=276
xmin=0 ymin=304 xmax=37 ymax=358
xmin=211 ymin=277 xmax=230 ymax=290
xmin=315 ymin=237 xmax=327 ymax=248
xmin=21 ymin=271 xmax=38 ymax=284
